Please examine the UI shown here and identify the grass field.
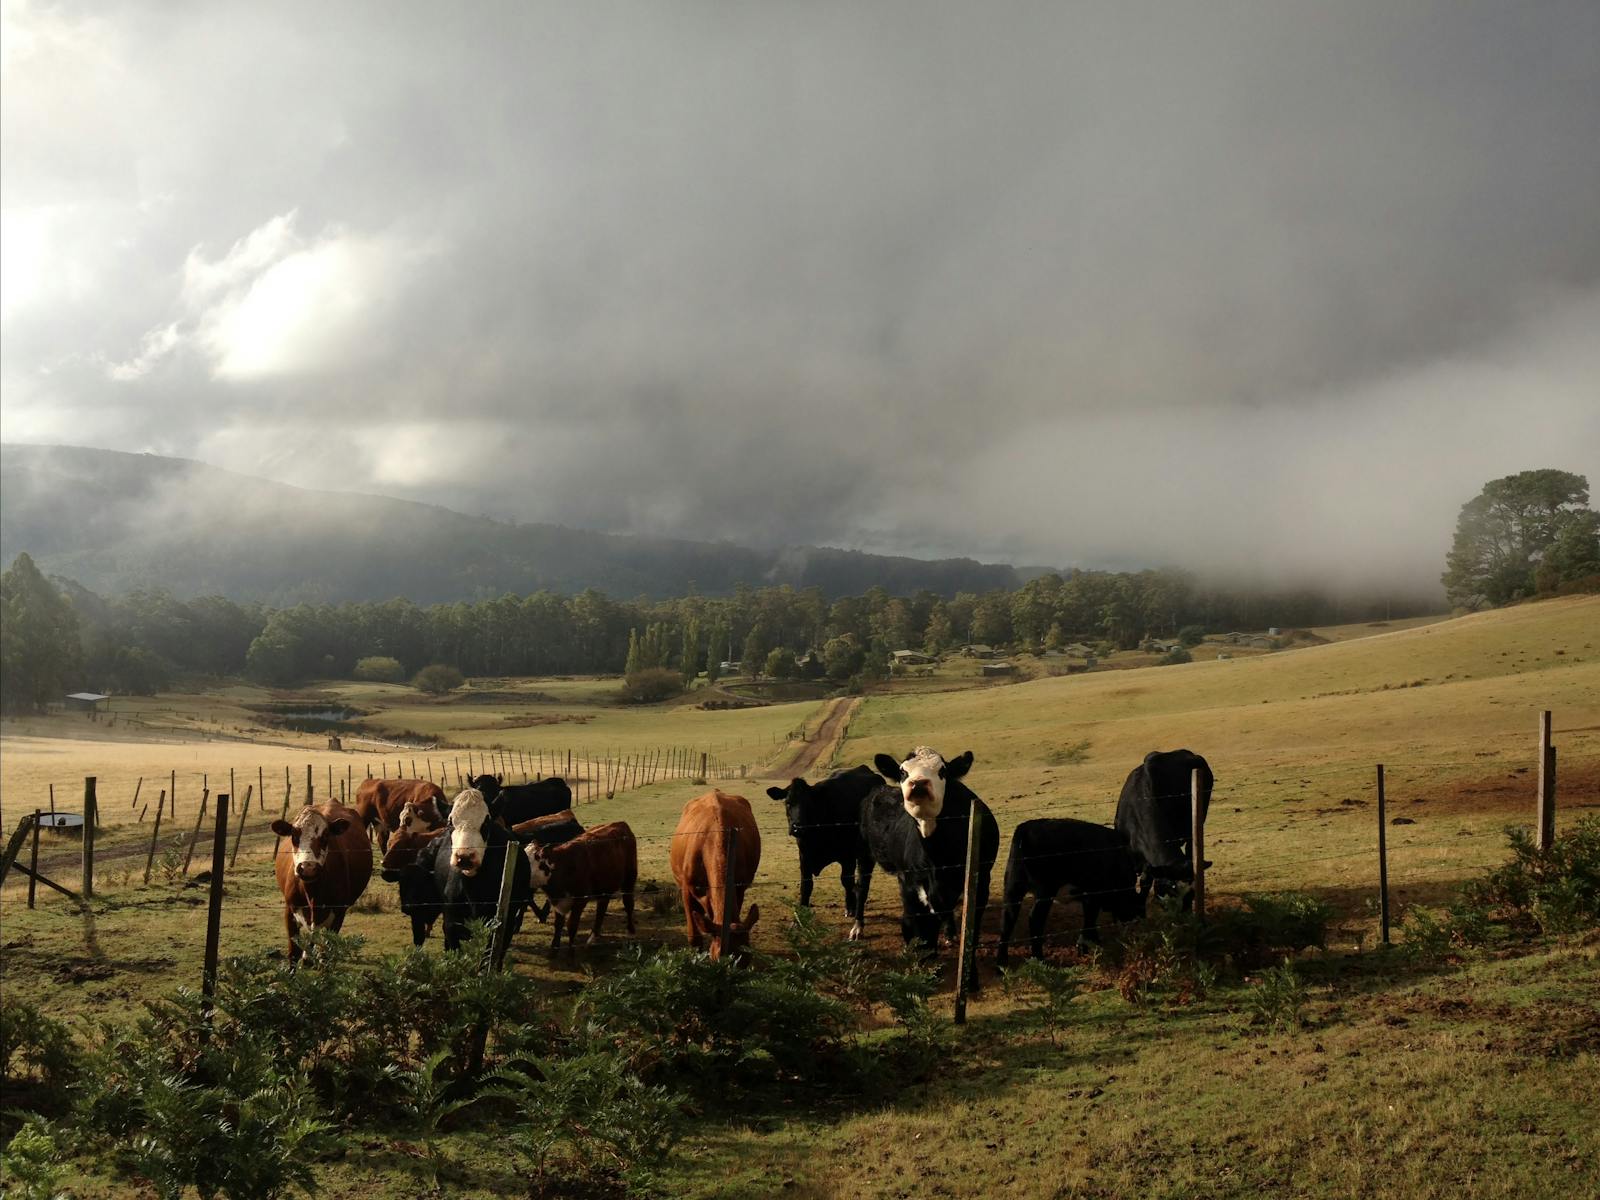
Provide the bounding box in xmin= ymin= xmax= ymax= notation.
xmin=2 ymin=596 xmax=1597 ymax=1197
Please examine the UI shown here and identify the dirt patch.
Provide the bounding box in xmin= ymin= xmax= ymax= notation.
xmin=763 ymin=698 xmax=860 ymax=781
xmin=1401 ymin=761 xmax=1600 ymax=818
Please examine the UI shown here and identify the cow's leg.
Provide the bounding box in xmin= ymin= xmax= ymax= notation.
xmin=410 ymin=914 xmax=429 ymax=947
xmin=377 ymin=825 xmax=391 ymax=855
xmin=549 ymin=903 xmax=565 ymax=953
xmin=997 ymin=890 xmax=1024 ymax=969
xmin=1079 ymin=897 xmax=1104 ymax=947
xmin=798 ymin=870 xmax=814 ymax=908
xmin=682 ymin=886 xmax=703 ymax=949
xmin=850 ymin=860 xmax=875 ymax=941
xmin=285 ymin=906 xmax=303 ymax=966
xmin=565 ymin=899 xmax=587 ymax=957
xmin=531 ymin=897 xmax=550 ymax=923
xmin=587 ymin=896 xmax=609 ymax=945
xmin=1028 ymin=890 xmax=1057 ymax=960
xmin=329 ymin=905 xmax=348 ymax=934
xmin=622 ymin=886 xmax=636 ymax=934
xmin=840 ymin=860 xmax=858 ymax=916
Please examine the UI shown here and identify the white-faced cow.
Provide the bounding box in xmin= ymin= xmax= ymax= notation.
xmin=670 ymin=791 xmax=762 ymax=961
xmin=996 ymin=818 xmax=1146 ymax=966
xmin=271 ymin=801 xmax=373 ymax=964
xmin=765 ymin=764 xmax=878 ymax=912
xmin=524 ymin=821 xmax=638 ymax=956
xmin=468 ymin=774 xmax=573 ymax=826
xmin=353 ymin=777 xmax=447 ymax=853
xmin=1113 ymin=749 xmax=1214 ymax=905
xmin=435 ymin=788 xmax=534 ymax=951
xmin=853 ymin=747 xmax=1000 ymax=990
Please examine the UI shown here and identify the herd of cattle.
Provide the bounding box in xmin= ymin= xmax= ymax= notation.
xmin=269 ymin=747 xmax=1214 ymax=983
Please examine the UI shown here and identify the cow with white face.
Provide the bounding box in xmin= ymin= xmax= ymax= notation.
xmin=432 ymin=787 xmax=534 ymax=952
xmin=271 ymin=802 xmax=372 ymax=964
xmin=448 ymin=789 xmax=494 ymax=877
xmin=872 ymin=747 xmax=974 ymax=838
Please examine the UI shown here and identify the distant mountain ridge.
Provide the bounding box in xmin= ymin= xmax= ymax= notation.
xmin=0 ymin=443 xmax=1026 ymax=604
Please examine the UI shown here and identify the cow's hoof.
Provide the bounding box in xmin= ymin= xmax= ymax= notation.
xmin=847 ymin=923 xmax=863 ymax=941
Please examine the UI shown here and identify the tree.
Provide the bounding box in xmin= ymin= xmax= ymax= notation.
xmin=0 ymin=554 xmax=82 ymax=711
xmin=353 ymin=655 xmax=405 ymax=683
xmin=765 ymin=647 xmax=798 ymax=679
xmin=821 ymin=634 xmax=864 ymax=680
xmin=1442 ymin=470 xmax=1599 ymax=607
xmin=413 ymin=663 xmax=465 ymax=694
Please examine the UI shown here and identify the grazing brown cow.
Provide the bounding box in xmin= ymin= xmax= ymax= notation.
xmin=669 ymin=791 xmax=762 ymax=961
xmin=353 ymin=778 xmax=447 ymax=852
xmin=524 ymin=822 xmax=637 ymax=955
xmin=271 ymin=802 xmax=373 ymax=964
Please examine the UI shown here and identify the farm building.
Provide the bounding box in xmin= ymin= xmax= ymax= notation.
xmin=981 ymin=661 xmax=1017 ymax=677
xmin=891 ymin=650 xmax=936 ymax=666
xmin=65 ymin=692 xmax=110 ymax=714
xmin=961 ymin=644 xmax=998 ymax=658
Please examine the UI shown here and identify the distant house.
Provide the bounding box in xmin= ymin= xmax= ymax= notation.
xmin=719 ymin=661 xmax=742 ymax=673
xmin=982 ymin=661 xmax=1017 ymax=677
xmin=962 ymin=644 xmax=998 ymax=659
xmin=1063 ymin=643 xmax=1096 ymax=657
xmin=892 ymin=650 xmax=935 ymax=667
xmin=65 ymin=692 xmax=110 ymax=714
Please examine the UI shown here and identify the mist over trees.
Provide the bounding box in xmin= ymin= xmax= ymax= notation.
xmin=1 ymin=558 xmax=1450 ymax=701
xmin=1442 ymin=470 xmax=1600 ymax=608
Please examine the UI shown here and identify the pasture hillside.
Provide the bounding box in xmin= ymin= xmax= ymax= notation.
xmin=2 ymin=598 xmax=1596 ymax=1198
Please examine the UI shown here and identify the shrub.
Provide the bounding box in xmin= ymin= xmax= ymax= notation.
xmin=482 ymin=1052 xmax=679 ymax=1195
xmin=1045 ymin=739 xmax=1091 ymax=767
xmin=413 ymin=663 xmax=465 ymax=694
xmin=353 ymin=656 xmax=405 ymax=683
xmin=1466 ymin=817 xmax=1600 ymax=935
xmin=0 ymin=999 xmax=79 ymax=1111
xmin=618 ymin=668 xmax=684 ymax=704
xmin=1000 ymin=959 xmax=1085 ymax=1045
xmin=1178 ymin=625 xmax=1207 ymax=647
xmin=1213 ymin=892 xmax=1333 ymax=967
xmin=1160 ymin=647 xmax=1193 ymax=665
xmin=1 ymin=1116 xmax=69 ymax=1200
xmin=1241 ymin=960 xmax=1307 ymax=1032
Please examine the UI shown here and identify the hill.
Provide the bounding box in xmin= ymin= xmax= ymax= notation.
xmin=0 ymin=443 xmax=1024 ymax=604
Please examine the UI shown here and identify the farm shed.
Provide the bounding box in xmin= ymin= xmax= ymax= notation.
xmin=891 ymin=650 xmax=935 ymax=666
xmin=65 ymin=692 xmax=110 ymax=714
xmin=982 ymin=661 xmax=1017 ymax=677
xmin=961 ymin=644 xmax=998 ymax=658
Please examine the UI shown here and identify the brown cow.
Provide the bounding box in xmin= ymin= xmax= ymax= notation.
xmin=271 ymin=802 xmax=373 ymax=964
xmin=524 ymin=822 xmax=637 ymax=955
xmin=353 ymin=778 xmax=447 ymax=852
xmin=669 ymin=791 xmax=762 ymax=961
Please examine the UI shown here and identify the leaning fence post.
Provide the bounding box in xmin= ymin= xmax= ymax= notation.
xmin=1536 ymin=711 xmax=1555 ymax=852
xmin=181 ymin=790 xmax=211 ymax=877
xmin=144 ymin=791 xmax=167 ymax=884
xmin=1190 ymin=767 xmax=1205 ymax=920
xmin=130 ymin=776 xmax=143 ymax=811
xmin=81 ymin=777 xmax=97 ymax=899
xmin=27 ymin=811 xmax=41 ymax=909
xmin=1376 ymin=764 xmax=1390 ymax=945
xmin=954 ymin=795 xmax=983 ymax=1024
xmin=200 ymin=793 xmax=230 ymax=1043
xmin=230 ymin=785 xmax=255 ymax=869
xmin=489 ymin=833 xmax=521 ymax=973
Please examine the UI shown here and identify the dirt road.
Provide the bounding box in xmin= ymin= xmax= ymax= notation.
xmin=761 ymin=697 xmax=860 ymax=782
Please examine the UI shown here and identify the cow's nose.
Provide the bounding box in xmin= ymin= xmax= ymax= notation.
xmin=296 ymin=863 xmax=317 ymax=879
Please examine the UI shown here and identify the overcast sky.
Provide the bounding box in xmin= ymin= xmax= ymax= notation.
xmin=4 ymin=1 xmax=1597 ymax=596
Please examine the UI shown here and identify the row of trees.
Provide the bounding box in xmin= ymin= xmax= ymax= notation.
xmin=4 ymin=470 xmax=1590 ymax=705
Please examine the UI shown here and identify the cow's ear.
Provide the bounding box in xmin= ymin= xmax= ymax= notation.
xmin=688 ymin=907 xmax=713 ymax=937
xmin=271 ymin=819 xmax=296 ymax=838
xmin=766 ymin=786 xmax=787 ymax=801
xmin=743 ymin=902 xmax=760 ymax=929
xmin=327 ymin=818 xmax=351 ymax=836
xmin=495 ymin=774 xmax=503 ymax=785
xmin=944 ymin=751 xmax=974 ymax=781
xmin=873 ymin=753 xmax=905 ymax=782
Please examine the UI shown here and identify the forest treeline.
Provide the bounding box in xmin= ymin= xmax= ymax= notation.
xmin=2 ymin=551 xmax=1434 ymax=703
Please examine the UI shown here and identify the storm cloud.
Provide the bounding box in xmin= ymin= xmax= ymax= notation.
xmin=4 ymin=1 xmax=1598 ymax=597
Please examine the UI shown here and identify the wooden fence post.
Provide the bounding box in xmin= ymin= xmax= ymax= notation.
xmin=130 ymin=777 xmax=143 ymax=811
xmin=170 ymin=770 xmax=177 ymax=820
xmin=1537 ymin=711 xmax=1555 ymax=852
xmin=954 ymin=795 xmax=983 ymax=1024
xmin=181 ymin=790 xmax=211 ymax=876
xmin=1190 ymin=767 xmax=1205 ymax=920
xmin=200 ymin=793 xmax=230 ymax=1043
xmin=81 ymin=777 xmax=97 ymax=900
xmin=1376 ymin=764 xmax=1390 ymax=945
xmin=489 ymin=833 xmax=521 ymax=973
xmin=28 ymin=811 xmax=41 ymax=909
xmin=144 ymin=792 xmax=167 ymax=884
xmin=307 ymin=764 xmax=314 ymax=806
xmin=721 ymin=826 xmax=739 ymax=950
xmin=699 ymin=751 xmax=708 ymax=782
xmin=230 ymin=785 xmax=255 ymax=869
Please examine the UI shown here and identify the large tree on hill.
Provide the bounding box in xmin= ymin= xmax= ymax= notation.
xmin=1442 ymin=470 xmax=1599 ymax=608
xmin=1 ymin=553 xmax=83 ymax=711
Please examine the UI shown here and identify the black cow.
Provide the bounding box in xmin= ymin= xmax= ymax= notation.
xmin=1114 ymin=749 xmax=1213 ymax=904
xmin=996 ymin=818 xmax=1145 ymax=966
xmin=468 ymin=774 xmax=573 ymax=826
xmin=765 ymin=764 xmax=879 ymax=911
xmin=435 ymin=789 xmax=536 ymax=951
xmin=381 ymin=828 xmax=449 ymax=947
xmin=853 ymin=747 xmax=1000 ymax=989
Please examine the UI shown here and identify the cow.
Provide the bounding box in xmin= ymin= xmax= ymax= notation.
xmin=271 ymin=802 xmax=373 ymax=964
xmin=1114 ymin=749 xmax=1214 ymax=905
xmin=509 ymin=809 xmax=585 ymax=922
xmin=381 ymin=826 xmax=449 ymax=947
xmin=765 ymin=764 xmax=878 ymax=912
xmin=669 ymin=790 xmax=762 ymax=961
xmin=436 ymin=787 xmax=535 ymax=952
xmin=352 ymin=777 xmax=447 ymax=853
xmin=995 ymin=818 xmax=1146 ymax=966
xmin=524 ymin=822 xmax=638 ymax=956
xmin=468 ymin=774 xmax=573 ymax=826
xmin=853 ymin=747 xmax=1000 ymax=990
